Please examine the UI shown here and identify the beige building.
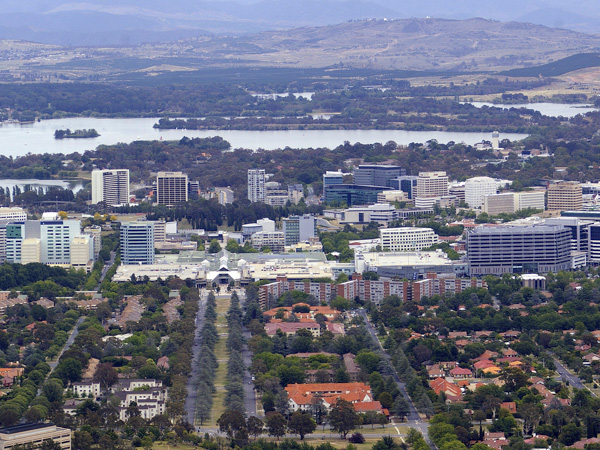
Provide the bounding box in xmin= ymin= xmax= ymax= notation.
xmin=83 ymin=226 xmax=102 ymax=259
xmin=416 ymin=172 xmax=449 ymax=198
xmin=21 ymin=238 xmax=41 ymax=264
xmin=156 ymin=172 xmax=188 ymax=206
xmin=547 ymin=182 xmax=582 ymax=211
xmin=70 ymin=235 xmax=94 ymax=272
xmin=483 ymin=193 xmax=515 ymax=216
xmin=0 ymin=423 xmax=71 ymax=450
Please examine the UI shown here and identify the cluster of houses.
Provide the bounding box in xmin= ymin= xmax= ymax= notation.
xmin=262 ymin=303 xmax=345 ymax=337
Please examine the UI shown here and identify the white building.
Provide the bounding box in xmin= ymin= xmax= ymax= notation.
xmin=21 ymin=238 xmax=41 ymax=264
xmin=465 ymin=176 xmax=498 ymax=209
xmin=72 ymin=381 xmax=101 ymax=398
xmin=380 ymin=227 xmax=438 ymax=252
xmin=84 ymin=225 xmax=102 ymax=259
xmin=91 ymin=169 xmax=130 ymax=206
xmin=0 ymin=208 xmax=27 ymax=222
xmin=242 ymin=218 xmax=276 ymax=240
xmin=514 ymin=191 xmax=546 ymax=211
xmin=340 ymin=203 xmax=399 ymax=226
xmin=248 ymin=169 xmax=266 ymax=203
xmin=251 ymin=231 xmax=285 ymax=252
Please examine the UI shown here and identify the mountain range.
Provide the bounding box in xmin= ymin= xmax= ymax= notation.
xmin=0 ymin=0 xmax=599 ymax=46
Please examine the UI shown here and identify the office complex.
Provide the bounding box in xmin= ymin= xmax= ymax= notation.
xmin=248 ymin=169 xmax=266 ymax=203
xmin=353 ymin=165 xmax=406 ymax=188
xmin=323 ymin=171 xmax=344 ymax=192
xmin=70 ymin=235 xmax=95 ymax=271
xmin=380 ymin=227 xmax=438 ymax=252
xmin=324 ymin=184 xmax=387 ymax=206
xmin=467 ymin=225 xmax=571 ymax=275
xmin=588 ymin=223 xmax=600 ymax=263
xmin=156 ymin=172 xmax=188 ymax=205
xmin=251 ymin=231 xmax=285 ymax=252
xmin=283 ymin=215 xmax=317 ymax=246
xmin=465 ymin=176 xmax=498 ymax=209
xmin=415 ymin=172 xmax=449 ymax=198
xmin=120 ymin=222 xmax=155 ymax=265
xmin=547 ymin=182 xmax=582 ymax=211
xmin=6 ymin=219 xmax=83 ymax=265
xmin=91 ymin=169 xmax=130 ymax=206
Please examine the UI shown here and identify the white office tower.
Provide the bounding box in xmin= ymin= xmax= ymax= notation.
xmin=380 ymin=227 xmax=439 ymax=252
xmin=120 ymin=222 xmax=155 ymax=265
xmin=492 ymin=131 xmax=500 ymax=149
xmin=465 ymin=177 xmax=498 ymax=209
xmin=248 ymin=169 xmax=266 ymax=203
xmin=156 ymin=172 xmax=189 ymax=205
xmin=415 ymin=172 xmax=449 ymax=198
xmin=91 ymin=169 xmax=130 ymax=206
xmin=514 ymin=191 xmax=546 ymax=212
xmin=84 ymin=226 xmax=102 ymax=259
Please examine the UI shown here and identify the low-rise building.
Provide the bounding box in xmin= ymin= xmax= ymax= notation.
xmin=0 ymin=423 xmax=71 ymax=450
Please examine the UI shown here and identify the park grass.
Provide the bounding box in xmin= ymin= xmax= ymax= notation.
xmin=151 ymin=442 xmax=196 ymax=450
xmin=207 ymin=294 xmax=231 ymax=427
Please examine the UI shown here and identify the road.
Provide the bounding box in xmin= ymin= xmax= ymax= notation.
xmin=49 ymin=316 xmax=86 ymax=372
xmin=552 ymin=357 xmax=594 ymax=395
xmin=238 ymin=289 xmax=257 ymax=417
xmin=96 ymin=250 xmax=116 ymax=289
xmin=183 ymin=289 xmax=208 ymax=425
xmin=357 ymin=309 xmax=435 ymax=449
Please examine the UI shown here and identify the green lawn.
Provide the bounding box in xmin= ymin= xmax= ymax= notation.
xmin=206 ymin=295 xmax=231 ymax=427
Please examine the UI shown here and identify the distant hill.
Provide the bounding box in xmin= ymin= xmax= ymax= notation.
xmin=1 ymin=0 xmax=600 ymax=45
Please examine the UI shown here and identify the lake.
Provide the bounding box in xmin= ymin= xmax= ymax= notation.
xmin=0 ymin=179 xmax=85 ymax=194
xmin=467 ymin=102 xmax=598 ymax=118
xmin=0 ymin=117 xmax=528 ymax=157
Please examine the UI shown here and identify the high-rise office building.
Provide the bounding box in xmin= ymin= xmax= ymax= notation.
xmin=415 ymin=172 xmax=449 ymax=198
xmin=283 ymin=215 xmax=317 ymax=246
xmin=353 ymin=165 xmax=406 ymax=188
xmin=467 ymin=225 xmax=571 ymax=275
xmin=120 ymin=222 xmax=155 ymax=265
xmin=514 ymin=191 xmax=546 ymax=212
xmin=83 ymin=225 xmax=102 ymax=259
xmin=391 ymin=176 xmax=419 ymax=199
xmin=547 ymin=182 xmax=582 ymax=211
xmin=156 ymin=172 xmax=188 ymax=206
xmin=465 ymin=176 xmax=498 ymax=209
xmin=71 ymin=235 xmax=95 ymax=271
xmin=248 ymin=169 xmax=266 ymax=203
xmin=483 ymin=193 xmax=515 ymax=216
xmin=323 ymin=171 xmax=344 ymax=192
xmin=91 ymin=169 xmax=130 ymax=206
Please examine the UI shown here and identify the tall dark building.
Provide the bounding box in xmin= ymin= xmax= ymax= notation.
xmin=353 ymin=165 xmax=406 ymax=188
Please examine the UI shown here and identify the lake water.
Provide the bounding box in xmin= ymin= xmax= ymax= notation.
xmin=0 ymin=117 xmax=528 ymax=157
xmin=0 ymin=179 xmax=85 ymax=193
xmin=467 ymin=102 xmax=598 ymax=118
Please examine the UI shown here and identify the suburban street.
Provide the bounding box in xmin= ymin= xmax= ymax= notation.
xmin=357 ymin=309 xmax=435 ymax=449
xmin=238 ymin=289 xmax=258 ymax=417
xmin=552 ymin=357 xmax=595 ymax=396
xmin=183 ymin=289 xmax=208 ymax=425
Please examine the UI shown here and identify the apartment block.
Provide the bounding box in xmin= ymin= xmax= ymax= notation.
xmin=91 ymin=169 xmax=130 ymax=205
xmin=248 ymin=169 xmax=266 ymax=203
xmin=156 ymin=172 xmax=188 ymax=205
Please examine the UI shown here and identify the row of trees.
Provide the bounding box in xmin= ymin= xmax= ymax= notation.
xmin=224 ymin=292 xmax=246 ymax=412
xmin=195 ymin=292 xmax=219 ymax=425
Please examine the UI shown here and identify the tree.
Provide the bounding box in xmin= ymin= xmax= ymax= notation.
xmin=329 ymin=399 xmax=359 ymax=439
xmin=393 ymin=396 xmax=410 ymax=421
xmin=93 ymin=363 xmax=118 ymax=391
xmin=246 ymin=416 xmax=264 ymax=440
xmin=265 ymin=412 xmax=287 ymax=440
xmin=372 ymin=436 xmax=401 ymax=450
xmin=559 ymin=423 xmax=582 ymax=447
xmin=217 ymin=410 xmax=246 ymax=440
xmin=208 ymin=239 xmax=222 ymax=254
xmin=288 ymin=411 xmax=316 ymax=440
